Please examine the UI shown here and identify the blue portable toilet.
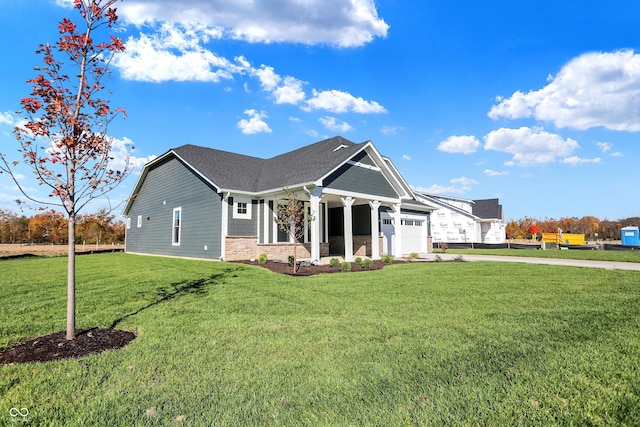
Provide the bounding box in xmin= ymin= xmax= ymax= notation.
xmin=621 ymin=226 xmax=640 ymax=246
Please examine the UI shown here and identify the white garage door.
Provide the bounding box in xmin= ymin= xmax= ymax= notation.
xmin=380 ymin=213 xmax=427 ymax=256
xmin=401 ymin=217 xmax=426 ymax=254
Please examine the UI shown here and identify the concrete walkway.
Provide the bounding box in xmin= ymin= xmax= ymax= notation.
xmin=420 ymin=253 xmax=640 ymax=271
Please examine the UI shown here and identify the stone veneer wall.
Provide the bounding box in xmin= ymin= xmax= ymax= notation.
xmin=328 ymin=235 xmax=384 ymax=257
xmin=224 ymin=236 xmax=329 ymax=261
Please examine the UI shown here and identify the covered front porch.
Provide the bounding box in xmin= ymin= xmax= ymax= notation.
xmin=305 ymin=189 xmax=408 ymax=262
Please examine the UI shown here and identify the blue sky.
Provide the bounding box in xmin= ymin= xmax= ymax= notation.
xmin=1 ymin=0 xmax=639 ymax=221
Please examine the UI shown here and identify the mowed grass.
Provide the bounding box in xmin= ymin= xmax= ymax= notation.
xmin=1 ymin=254 xmax=639 ymax=426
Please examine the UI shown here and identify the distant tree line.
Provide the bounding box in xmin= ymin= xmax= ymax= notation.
xmin=506 ymin=216 xmax=640 ymax=241
xmin=0 ymin=209 xmax=125 ymax=245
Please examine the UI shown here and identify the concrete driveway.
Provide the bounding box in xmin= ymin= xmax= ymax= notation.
xmin=423 ymin=253 xmax=640 ymax=271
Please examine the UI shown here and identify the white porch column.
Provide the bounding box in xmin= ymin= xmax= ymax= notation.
xmin=220 ymin=193 xmax=230 ymax=260
xmin=392 ymin=203 xmax=403 ymax=258
xmin=309 ymin=189 xmax=323 ymax=262
xmin=263 ymin=199 xmax=271 ymax=243
xmin=341 ymin=196 xmax=355 ymax=262
xmin=369 ymin=200 xmax=381 ymax=260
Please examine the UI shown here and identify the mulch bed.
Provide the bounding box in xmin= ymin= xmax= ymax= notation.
xmin=0 ymin=328 xmax=136 ymax=366
xmin=236 ymin=259 xmax=390 ymax=276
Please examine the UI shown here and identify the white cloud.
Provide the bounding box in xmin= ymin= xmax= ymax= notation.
xmin=119 ymin=0 xmax=389 ymax=47
xmin=0 ymin=111 xmax=15 ymax=126
xmin=381 ymin=125 xmax=404 ymax=135
xmin=114 ymin=24 xmax=244 ymax=82
xmin=450 ymin=176 xmax=479 ymax=187
xmin=484 ymin=169 xmax=509 ymax=176
xmin=414 ymin=176 xmax=478 ymax=195
xmin=53 ymin=0 xmax=74 ymax=7
xmin=109 ymin=137 xmax=157 ymax=173
xmin=319 ymin=116 xmax=354 ymax=132
xmin=402 ymin=154 xmax=411 ymax=161
xmin=114 ymin=27 xmax=385 ymax=114
xmin=483 ymin=127 xmax=579 ymax=166
xmin=489 ymin=50 xmax=640 ymax=131
xmin=437 ymin=135 xmax=480 ymax=154
xmin=272 ymin=76 xmax=306 ymax=105
xmin=237 ymin=109 xmax=272 ymax=134
xmin=252 ymin=65 xmax=280 ymax=91
xmin=560 ymin=156 xmax=602 ymax=166
xmin=595 ymin=141 xmax=624 ymax=157
xmin=304 ymin=89 xmax=387 ymax=114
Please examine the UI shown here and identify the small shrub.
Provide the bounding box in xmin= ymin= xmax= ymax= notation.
xmin=329 ymin=258 xmax=340 ymax=268
xmin=258 ymin=253 xmax=267 ymax=265
xmin=355 ymin=257 xmax=362 ymax=264
xmin=409 ymin=252 xmax=419 ymax=260
xmin=362 ymin=258 xmax=373 ymax=269
xmin=288 ymin=255 xmax=294 ymax=266
xmin=435 ymin=255 xmax=443 ymax=262
xmin=340 ymin=261 xmax=352 ymax=272
xmin=382 ymin=255 xmax=393 ymax=264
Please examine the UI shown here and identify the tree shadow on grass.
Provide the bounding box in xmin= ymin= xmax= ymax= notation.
xmin=0 ymin=266 xmax=245 ymax=365
xmin=109 ymin=266 xmax=242 ymax=329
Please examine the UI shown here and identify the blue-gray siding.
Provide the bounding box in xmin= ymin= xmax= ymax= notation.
xmin=323 ymin=153 xmax=397 ymax=199
xmin=227 ymin=197 xmax=258 ymax=236
xmin=125 ymin=157 xmax=223 ymax=259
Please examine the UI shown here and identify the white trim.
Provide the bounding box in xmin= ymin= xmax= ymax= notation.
xmin=172 ymin=207 xmax=182 ymax=246
xmin=137 ymin=215 xmax=142 ymax=228
xmin=263 ymin=199 xmax=270 ymax=243
xmin=322 ymin=187 xmax=402 ymax=205
xmin=310 ymin=194 xmax=321 ymax=261
xmin=347 ymin=160 xmax=381 ymax=172
xmin=233 ymin=197 xmax=252 ymax=220
xmin=221 ymin=193 xmax=229 ymax=258
xmin=341 ymin=196 xmax=355 ymax=262
xmin=369 ymin=200 xmax=381 ymax=260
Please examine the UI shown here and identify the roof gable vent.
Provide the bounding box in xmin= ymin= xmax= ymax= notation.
xmin=333 ymin=144 xmax=349 ymax=152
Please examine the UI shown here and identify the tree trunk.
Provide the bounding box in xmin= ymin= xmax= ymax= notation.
xmin=66 ymin=214 xmax=76 ymax=340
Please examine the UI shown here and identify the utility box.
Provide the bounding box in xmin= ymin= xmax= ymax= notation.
xmin=621 ymin=226 xmax=640 ymax=246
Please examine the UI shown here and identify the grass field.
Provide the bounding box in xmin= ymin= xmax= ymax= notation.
xmin=1 ymin=253 xmax=639 ymax=426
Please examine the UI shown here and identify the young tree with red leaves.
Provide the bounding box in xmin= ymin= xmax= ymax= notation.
xmin=0 ymin=0 xmax=129 ymax=340
xmin=275 ymin=189 xmax=315 ymax=274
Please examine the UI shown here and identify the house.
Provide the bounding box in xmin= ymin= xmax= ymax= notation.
xmin=413 ymin=192 xmax=506 ymax=244
xmin=122 ymin=136 xmax=434 ymax=262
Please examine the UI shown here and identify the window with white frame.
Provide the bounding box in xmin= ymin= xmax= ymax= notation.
xmin=233 ymin=197 xmax=252 ymax=219
xmin=172 ymin=207 xmax=181 ymax=246
xmin=126 ymin=217 xmax=131 ymax=229
xmin=137 ymin=215 xmax=142 ymax=227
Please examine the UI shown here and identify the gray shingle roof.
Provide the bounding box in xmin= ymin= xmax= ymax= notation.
xmin=472 ymin=198 xmax=503 ymax=219
xmin=172 ymin=136 xmax=365 ymax=192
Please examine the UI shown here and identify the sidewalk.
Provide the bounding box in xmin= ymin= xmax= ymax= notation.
xmin=420 ymin=253 xmax=640 ymax=271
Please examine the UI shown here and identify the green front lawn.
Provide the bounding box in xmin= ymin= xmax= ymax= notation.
xmin=1 ymin=253 xmax=639 ymax=426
